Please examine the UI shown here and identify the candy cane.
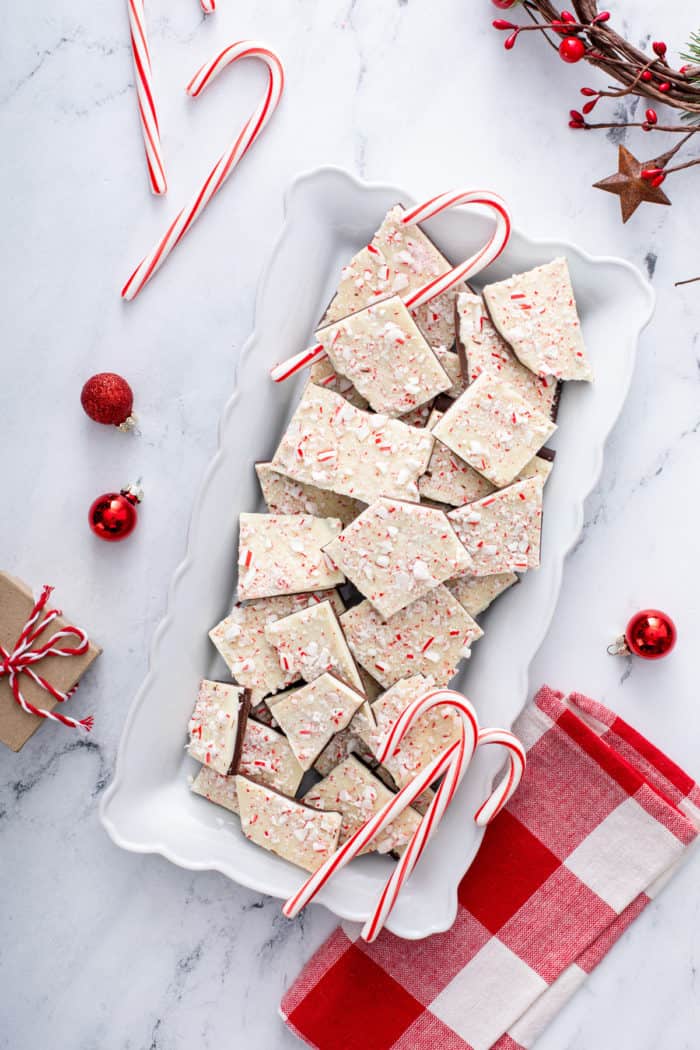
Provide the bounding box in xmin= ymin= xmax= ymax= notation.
xmin=200 ymin=0 xmax=216 ymax=11
xmin=361 ymin=693 xmax=526 ymax=942
xmin=126 ymin=0 xmax=167 ymax=196
xmin=270 ymin=189 xmax=511 ymax=382
xmin=122 ymin=42 xmax=284 ymax=300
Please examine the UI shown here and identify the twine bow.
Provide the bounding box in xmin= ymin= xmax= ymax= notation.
xmin=0 ymin=585 xmax=93 ymax=731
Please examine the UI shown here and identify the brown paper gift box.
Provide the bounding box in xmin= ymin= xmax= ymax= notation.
xmin=0 ymin=572 xmax=101 ymax=752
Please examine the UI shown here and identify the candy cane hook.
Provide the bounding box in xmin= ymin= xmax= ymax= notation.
xmin=122 ymin=42 xmax=285 ymax=300
xmin=270 ymin=189 xmax=512 ymax=382
xmin=126 ymin=0 xmax=167 ymax=195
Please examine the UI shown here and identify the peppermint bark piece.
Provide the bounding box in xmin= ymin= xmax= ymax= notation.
xmin=255 ymin=462 xmax=364 ymax=527
xmin=482 ymin=258 xmax=593 ymax=381
xmin=270 ymin=384 xmax=434 ymax=505
xmin=456 ymin=292 xmax=560 ymax=418
xmin=321 ymin=204 xmax=468 ymax=351
xmin=309 ymin=357 xmax=369 ymax=410
xmin=264 ymin=598 xmax=364 ymax=691
xmin=240 ymin=718 xmax=304 ymax=797
xmin=236 ymin=776 xmax=342 ymax=873
xmin=434 ymin=347 xmax=468 ymax=401
xmin=448 ymin=476 xmax=544 ymax=576
xmin=191 ymin=766 xmax=243 ymax=815
xmin=271 ymin=672 xmax=366 ymax=771
xmin=316 ymin=296 xmax=451 ymax=418
xmin=187 ymin=680 xmax=250 ymax=776
xmin=431 ymin=372 xmax=556 ymax=488
xmin=324 ymin=497 xmax=473 ymax=619
xmin=419 ymin=409 xmax=496 ymax=507
xmin=340 ymin=584 xmax=483 ymax=689
xmin=209 ymin=590 xmax=345 ymax=705
xmin=313 ymin=722 xmax=380 ymax=777
xmin=445 ymin=572 xmax=518 ymax=617
xmin=237 ymin=513 xmax=344 ymax=601
xmin=303 ymin=755 xmax=422 ymax=856
xmin=362 ymin=674 xmax=462 ymax=790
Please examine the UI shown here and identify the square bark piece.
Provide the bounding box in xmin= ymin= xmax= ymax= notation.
xmin=237 ymin=513 xmax=344 ymax=600
xmin=303 ymin=755 xmax=422 ymax=856
xmin=321 ymin=203 xmax=468 ymax=351
xmin=255 ymin=462 xmax=364 ymax=527
xmin=324 ymin=497 xmax=473 ymax=619
xmin=236 ymin=776 xmax=342 ymax=873
xmin=270 ymin=384 xmax=434 ymax=505
xmin=456 ymin=292 xmax=560 ymax=417
xmin=340 ymin=584 xmax=483 ymax=689
xmin=316 ymin=295 xmax=451 ymax=417
xmin=448 ymin=476 xmax=544 ymax=576
xmin=209 ymin=590 xmax=345 ymax=705
xmin=187 ymin=679 xmax=249 ymax=776
xmin=445 ymin=573 xmax=518 ymax=617
xmin=239 ymin=718 xmax=304 ymax=797
xmin=264 ymin=598 xmax=363 ymax=691
xmin=482 ymin=257 xmax=593 ymax=381
xmin=271 ymin=671 xmax=366 ymax=771
xmin=419 ymin=409 xmax=497 ymax=508
xmin=431 ymin=373 xmax=556 ymax=489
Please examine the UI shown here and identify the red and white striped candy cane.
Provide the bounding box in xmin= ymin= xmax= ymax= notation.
xmin=200 ymin=0 xmax=216 ymax=11
xmin=122 ymin=41 xmax=284 ymax=301
xmin=269 ymin=189 xmax=512 ymax=382
xmin=361 ymin=690 xmax=526 ymax=942
xmin=126 ymin=0 xmax=167 ymax=195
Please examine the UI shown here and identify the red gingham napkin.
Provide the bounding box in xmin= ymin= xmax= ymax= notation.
xmin=280 ymin=686 xmax=700 ymax=1050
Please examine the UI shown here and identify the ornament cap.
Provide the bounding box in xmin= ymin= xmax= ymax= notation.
xmin=121 ymin=480 xmax=145 ymax=504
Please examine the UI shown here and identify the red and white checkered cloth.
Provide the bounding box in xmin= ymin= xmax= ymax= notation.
xmin=281 ymin=686 xmax=700 ymax=1050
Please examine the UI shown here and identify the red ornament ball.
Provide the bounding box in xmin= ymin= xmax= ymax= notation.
xmin=491 ymin=0 xmax=517 ymax=7
xmin=559 ymin=36 xmax=586 ymax=62
xmin=88 ymin=483 xmax=143 ymax=542
xmin=81 ymin=373 xmax=136 ymax=430
xmin=625 ymin=609 xmax=677 ymax=660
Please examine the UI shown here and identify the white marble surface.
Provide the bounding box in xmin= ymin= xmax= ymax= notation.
xmin=2 ymin=1 xmax=699 ymax=1047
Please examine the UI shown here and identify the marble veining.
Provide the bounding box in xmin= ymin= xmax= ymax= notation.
xmin=1 ymin=0 xmax=699 ymax=1047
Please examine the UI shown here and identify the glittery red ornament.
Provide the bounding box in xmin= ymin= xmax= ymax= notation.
xmin=81 ymin=373 xmax=136 ymax=431
xmin=88 ymin=483 xmax=143 ymax=542
xmin=609 ymin=609 xmax=677 ymax=660
xmin=559 ymin=36 xmax=586 ymax=62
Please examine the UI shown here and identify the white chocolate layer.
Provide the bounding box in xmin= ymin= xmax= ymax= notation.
xmin=448 ymin=476 xmax=544 ymax=576
xmin=445 ymin=572 xmax=518 ymax=617
xmin=271 ymin=672 xmax=366 ymax=771
xmin=482 ymin=257 xmax=593 ymax=381
xmin=431 ymin=373 xmax=556 ymax=489
xmin=239 ymin=718 xmax=304 ymax=798
xmin=340 ymin=584 xmax=483 ymax=688
xmin=236 ymin=776 xmax=342 ymax=873
xmin=264 ymin=598 xmax=363 ymax=691
xmin=237 ymin=513 xmax=344 ymax=601
xmin=324 ymin=497 xmax=473 ymax=619
xmin=418 ymin=409 xmax=496 ymax=507
xmin=317 ymin=296 xmax=450 ymax=417
xmin=187 ymin=679 xmax=246 ymax=776
xmin=304 ymin=755 xmax=422 ymax=856
xmin=209 ymin=590 xmax=345 ymax=704
xmin=457 ymin=292 xmax=559 ymax=415
xmin=270 ymin=384 xmax=434 ymax=505
xmin=255 ymin=462 xmax=364 ymax=527
xmin=322 ymin=204 xmax=468 ymax=350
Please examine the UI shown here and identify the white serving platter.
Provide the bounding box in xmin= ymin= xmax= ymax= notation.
xmin=100 ymin=167 xmax=654 ymax=939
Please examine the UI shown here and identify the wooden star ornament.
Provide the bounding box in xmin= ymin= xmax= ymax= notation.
xmin=594 ymin=145 xmax=672 ymax=223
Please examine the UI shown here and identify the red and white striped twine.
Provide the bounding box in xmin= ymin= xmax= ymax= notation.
xmin=283 ymin=687 xmax=525 ymax=941
xmin=200 ymin=0 xmax=216 ymax=11
xmin=126 ymin=0 xmax=167 ymax=195
xmin=269 ymin=189 xmax=512 ymax=382
xmin=122 ymin=41 xmax=285 ymax=301
xmin=0 ymin=585 xmax=93 ymax=732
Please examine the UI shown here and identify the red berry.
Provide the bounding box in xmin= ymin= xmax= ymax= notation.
xmin=645 ymin=108 xmax=658 ymax=124
xmin=582 ymin=98 xmax=598 ymax=114
xmin=560 ymin=10 xmax=576 ymax=23
xmin=491 ymin=0 xmax=518 ymax=7
xmin=641 ymin=167 xmax=662 ymax=181
xmin=641 ymin=69 xmax=653 ymax=81
xmin=493 ymin=18 xmax=517 ymax=29
xmin=650 ymin=173 xmax=666 ymax=188
xmin=652 ymin=41 xmax=667 ymax=58
xmin=593 ymin=10 xmax=610 ymax=22
xmin=504 ymin=31 xmax=518 ymax=50
xmin=569 ymin=109 xmax=584 ymax=122
xmin=642 ymin=122 xmax=651 ymax=132
xmin=580 ymin=87 xmax=597 ymax=96
xmin=658 ymin=81 xmax=671 ymax=92
xmin=569 ymin=119 xmax=585 ymax=129
xmin=559 ymin=36 xmax=586 ymax=63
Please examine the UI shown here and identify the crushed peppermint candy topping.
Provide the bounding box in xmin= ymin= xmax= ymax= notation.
xmin=271 ymin=672 xmax=366 ymax=771
xmin=255 ymin=461 xmax=364 ymax=527
xmin=448 ymin=475 xmax=544 ymax=577
xmin=237 ymin=512 xmax=344 ymax=601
